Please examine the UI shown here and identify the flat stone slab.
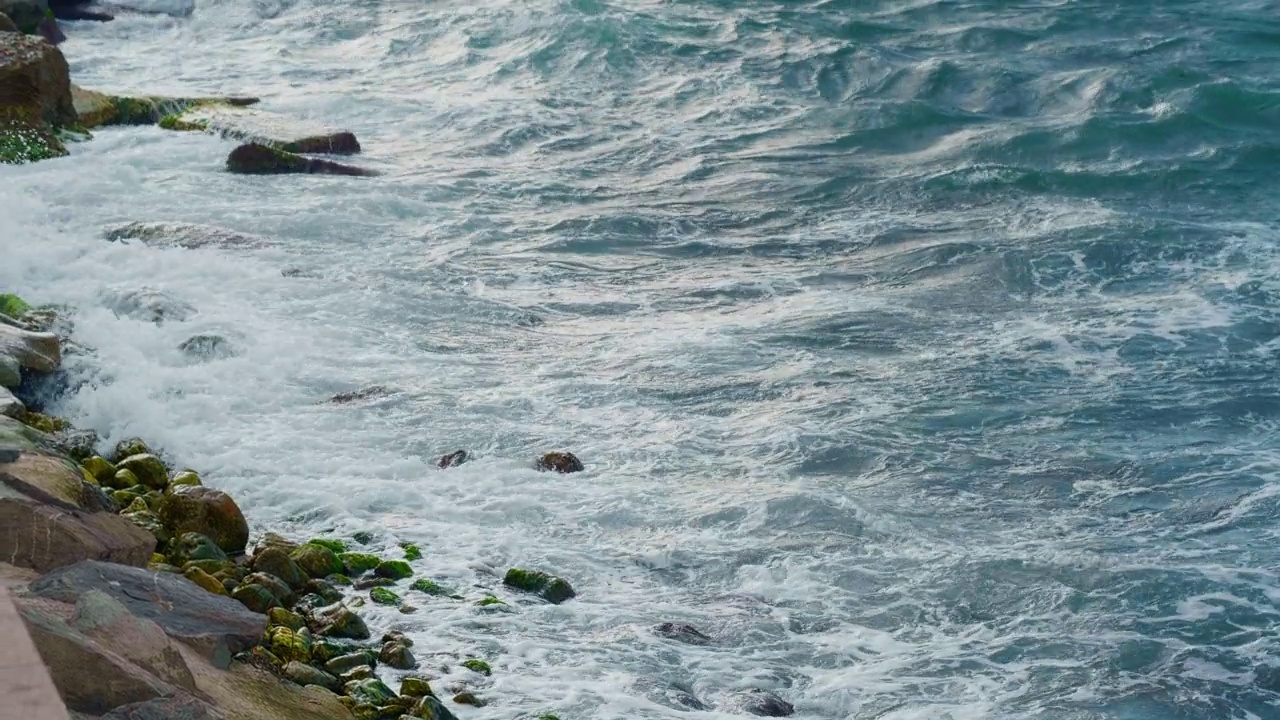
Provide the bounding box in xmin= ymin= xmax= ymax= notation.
xmin=26 ymin=561 xmax=266 ymax=667
xmin=165 ymin=105 xmax=360 ymax=154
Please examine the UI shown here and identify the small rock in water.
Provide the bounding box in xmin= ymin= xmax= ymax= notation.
xmin=328 ymin=385 xmax=390 ymax=404
xmin=654 ymin=621 xmax=712 ymax=645
xmin=104 ymin=221 xmax=269 ymax=250
xmin=437 ymin=449 xmax=468 ymax=469
xmin=452 ymin=692 xmax=485 ymax=707
xmin=379 ymin=640 xmax=416 ymax=669
xmin=735 ymin=689 xmax=795 ymax=717
xmin=103 ymin=286 xmax=195 ymax=324
xmin=179 ymin=334 xmax=237 ymax=360
xmin=400 ymin=676 xmax=433 ymax=698
xmin=535 ymin=451 xmax=584 ymax=474
xmin=503 ymin=568 xmax=576 ymax=604
xmin=226 ymin=143 xmax=378 ymax=176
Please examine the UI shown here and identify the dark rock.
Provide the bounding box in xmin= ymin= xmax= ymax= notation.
xmin=354 ymin=575 xmax=395 ymax=590
xmin=100 ymin=693 xmax=220 ymax=720
xmin=502 ymin=567 xmax=576 ymax=604
xmin=50 ymin=4 xmax=114 ymax=23
xmin=312 ymin=601 xmax=370 ymax=640
xmin=328 ymin=385 xmax=390 ymax=404
xmin=380 ymin=641 xmax=415 ymax=670
xmin=655 ymin=621 xmax=712 ymax=645
xmin=226 ymin=143 xmax=378 ymax=176
xmin=37 ymin=16 xmax=64 ymax=47
xmin=170 ymin=532 xmax=227 ymax=565
xmin=251 ymin=546 xmax=309 ymax=590
xmin=110 ymin=437 xmax=151 ymax=463
xmin=344 ymin=678 xmax=398 ymax=707
xmin=27 ymin=560 xmax=266 ymax=668
xmin=351 ymin=531 xmax=374 ymax=545
xmin=381 ymin=630 xmax=412 ymax=647
xmin=436 ymin=450 xmax=467 ymax=469
xmin=399 ymin=676 xmax=433 ymax=698
xmin=0 ymin=11 xmax=17 ymax=33
xmin=535 ymin=451 xmax=584 ymax=474
xmin=0 ymin=1 xmax=43 ymax=33
xmin=324 ymin=649 xmax=376 ymax=675
xmin=302 ymin=577 xmax=344 ymax=604
xmin=178 ymin=334 xmax=237 ymax=360
xmin=282 ymin=660 xmax=339 ymax=691
xmin=410 ymin=695 xmax=459 ymax=720
xmin=452 ymin=692 xmax=484 ymax=707
xmin=736 ymin=689 xmax=795 ymax=717
xmin=241 ymin=571 xmax=294 ymax=606
xmin=158 ymin=485 xmax=249 ymax=554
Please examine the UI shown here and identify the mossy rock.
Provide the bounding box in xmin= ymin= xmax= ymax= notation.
xmin=0 ymin=293 xmax=30 ymax=318
xmin=307 ymin=538 xmax=347 ymax=553
xmin=251 ymin=546 xmax=309 ymax=590
xmin=182 ymin=558 xmax=239 ymax=578
xmin=452 ymin=693 xmax=484 ymax=707
xmin=303 ymin=578 xmax=345 ymax=604
xmin=169 ymin=469 xmax=201 ymax=489
xmin=329 ymin=573 xmax=352 ymax=586
xmin=408 ymin=578 xmax=453 ymax=597
xmin=116 ymin=453 xmax=169 ymax=490
xmin=122 ymin=496 xmax=148 ymax=514
xmin=343 ymin=678 xmax=398 ymax=707
xmin=476 ymin=595 xmax=505 ymax=607
xmin=267 ymin=625 xmax=312 ymax=664
xmin=399 ymin=677 xmax=434 ymax=699
xmin=411 ymin=696 xmax=460 ymax=720
xmin=231 ymin=583 xmax=278 ymax=614
xmin=183 ymin=566 xmax=229 ymax=596
xmin=339 ymin=552 xmax=380 ymax=575
xmin=170 ymin=531 xmax=228 ymax=565
xmin=461 ymin=659 xmax=491 ymax=676
xmin=369 ymin=587 xmax=401 ymax=606
xmin=312 ymin=638 xmax=364 ymax=665
xmin=503 ymin=568 xmax=576 ymax=604
xmin=158 ymin=485 xmax=249 ymax=554
xmin=351 ymin=531 xmax=374 ymax=545
xmin=374 ymin=560 xmax=412 ymax=580
xmin=400 ymin=542 xmax=422 ymax=561
xmin=81 ymin=456 xmax=118 ymax=485
xmin=110 ymin=437 xmax=152 ymax=463
xmin=16 ymin=410 xmax=67 ymax=434
xmin=158 ymin=113 xmax=208 ymax=131
xmin=314 ymin=602 xmax=370 ymax=640
xmin=110 ymin=488 xmax=141 ymax=506
xmin=291 ymin=542 xmax=344 ymax=579
xmin=267 ymin=607 xmax=306 ymax=630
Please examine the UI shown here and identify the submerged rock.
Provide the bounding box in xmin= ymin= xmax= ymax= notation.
xmin=654 ymin=621 xmax=712 ymax=645
xmin=732 ymin=689 xmax=795 ymax=717
xmin=160 ymin=103 xmax=360 ymax=153
xmin=461 ymin=658 xmax=491 ymax=676
xmin=452 ymin=692 xmax=485 ymax=707
xmin=328 ymin=385 xmax=391 ymax=404
xmin=71 ymin=84 xmax=256 ymax=129
xmin=535 ymin=451 xmax=584 ymax=474
xmin=226 ymin=142 xmax=378 ymax=176
xmin=503 ymin=568 xmax=577 ymax=604
xmin=436 ymin=449 xmax=467 ymax=469
xmin=104 ymin=220 xmax=270 ymax=250
xmin=179 ymin=334 xmax=237 ymax=361
xmin=375 ymin=559 xmax=412 ymax=580
xmin=103 ymin=286 xmax=196 ymax=324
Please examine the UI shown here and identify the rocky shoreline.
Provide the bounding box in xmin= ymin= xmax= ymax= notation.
xmin=1 ymin=293 xmax=591 ymax=720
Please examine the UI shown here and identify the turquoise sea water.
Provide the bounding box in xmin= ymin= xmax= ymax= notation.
xmin=3 ymin=1 xmax=1280 ymax=718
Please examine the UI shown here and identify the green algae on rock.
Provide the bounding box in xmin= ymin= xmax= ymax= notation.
xmin=476 ymin=595 xmax=505 ymax=607
xmin=369 ymin=587 xmax=401 ymax=606
xmin=408 ymin=578 xmax=454 ymax=597
xmin=158 ymin=103 xmax=360 ymax=153
xmin=343 ymin=677 xmax=398 ymax=707
xmin=400 ymin=542 xmax=422 ymax=561
xmin=307 ymin=537 xmax=347 ymax=553
xmin=291 ymin=542 xmax=344 ymax=578
xmin=159 ymin=484 xmax=250 ymax=554
xmin=340 ymin=551 xmax=380 ymax=574
xmin=169 ymin=469 xmax=201 ymax=489
xmin=503 ymin=568 xmax=577 ymax=604
xmin=400 ymin=677 xmax=435 ymax=699
xmin=115 ymin=452 xmax=168 ymax=489
xmin=461 ymin=658 xmax=492 ymax=676
xmin=375 ymin=559 xmax=412 ymax=580
xmin=80 ymin=455 xmax=118 ymax=484
xmin=0 ymin=293 xmax=30 ymax=318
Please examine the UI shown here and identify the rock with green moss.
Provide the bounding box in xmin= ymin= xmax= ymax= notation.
xmin=291 ymin=542 xmax=344 ymax=579
xmin=344 ymin=678 xmax=398 ymax=707
xmin=226 ymin=143 xmax=378 ymax=176
xmin=370 ymin=587 xmax=401 ymax=606
xmin=312 ymin=638 xmax=363 ymax=664
xmin=375 ymin=560 xmax=412 ymax=580
xmin=502 ymin=568 xmax=576 ymax=604
xmin=307 ymin=537 xmax=347 ymax=553
xmin=329 ymin=573 xmax=352 ymax=586
xmin=461 ymin=658 xmax=491 ymax=676
xmin=251 ymin=546 xmax=309 ymax=590
xmin=109 ymin=437 xmax=151 ymax=463
xmin=168 ymin=469 xmax=201 ymax=489
xmin=80 ymin=456 xmax=118 ymax=484
xmin=242 ymin=571 xmax=294 ymax=606
xmin=159 ymin=104 xmax=360 ymax=153
xmin=400 ymin=542 xmax=422 ymax=561
xmin=408 ymin=578 xmax=453 ymax=597
xmin=410 ymin=696 xmax=459 ymax=720
xmin=475 ymin=595 xmax=505 ymax=607
xmin=340 ymin=552 xmax=380 ymax=575
xmin=268 ymin=606 xmax=306 ymax=630
xmin=122 ymin=508 xmax=169 ymax=546
xmin=230 ymin=582 xmax=278 ymax=614
xmin=313 ymin=601 xmax=370 ymax=640
xmin=267 ymin=625 xmax=313 ymax=664
xmin=0 ymin=293 xmax=30 ymax=318
xmin=170 ymin=532 xmax=228 ymax=565
xmin=116 ymin=453 xmax=169 ymax=490
xmin=71 ymin=84 xmax=258 ymax=129
xmin=183 ymin=566 xmax=229 ymax=596
xmin=399 ymin=676 xmax=434 ymax=699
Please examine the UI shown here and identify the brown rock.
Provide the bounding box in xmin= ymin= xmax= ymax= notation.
xmin=535 ymin=451 xmax=584 ymax=473
xmin=0 ymin=492 xmax=155 ymax=573
xmin=226 ymin=143 xmax=378 ymax=176
xmin=158 ymin=485 xmax=249 ymax=554
xmin=0 ymin=30 xmax=76 ymax=127
xmin=177 ymin=642 xmax=356 ymax=720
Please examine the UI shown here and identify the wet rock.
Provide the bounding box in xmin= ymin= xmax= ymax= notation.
xmin=241 ymin=571 xmax=294 ymax=606
xmin=169 ymin=469 xmax=201 ymax=489
xmin=267 ymin=625 xmax=312 ymax=664
xmin=103 ymin=286 xmax=196 ymax=324
xmin=400 ymin=542 xmax=422 ymax=561
xmin=291 ymin=541 xmax=344 ymax=578
xmin=171 ymin=532 xmax=228 ymax=565
xmin=109 ymin=467 xmax=141 ymax=490
xmin=0 ymin=322 xmax=60 ymax=373
xmin=324 ymin=649 xmax=376 ymax=676
xmin=0 ymin=384 xmax=22 ymax=417
xmin=268 ymin=606 xmax=306 ymax=630
xmin=72 ymin=85 xmax=257 ymax=129
xmin=535 ymin=451 xmax=584 ymax=474
xmin=327 ymin=385 xmax=390 ymax=404
xmin=354 ymin=575 xmax=395 ymax=590
xmin=733 ymin=689 xmax=795 ymax=717
xmin=436 ymin=450 xmax=467 ymax=469
xmin=654 ymin=621 xmax=712 ymax=645
xmin=226 ymin=143 xmax=378 ymax=176
xmin=410 ymin=695 xmax=459 ymax=720
xmin=341 ymin=666 xmax=374 ymax=683
xmin=452 ymin=692 xmax=484 ymax=707
xmin=231 ymin=583 xmax=278 ymax=614
xmin=110 ymin=437 xmax=152 ymax=463
xmin=251 ymin=546 xmax=309 ymax=590
xmin=161 ymin=103 xmax=361 ymax=153
xmin=253 ymin=531 xmax=299 ymax=556
xmin=344 ymin=678 xmax=399 ymax=707
xmin=380 ymin=641 xmax=416 ymax=670
xmin=104 ymin=220 xmax=271 ymax=250
xmin=282 ymin=660 xmax=339 ymax=691
xmin=375 ymin=559 xmax=412 ymax=580
xmin=370 ymin=587 xmax=402 ymax=606
xmin=159 ymin=485 xmax=249 ymax=554
xmin=352 ymin=531 xmax=374 ymax=545
xmin=340 ymin=551 xmax=380 ymax=575
xmin=302 ymin=577 xmax=344 ymax=604
xmin=307 ymin=537 xmax=347 ymax=553
xmin=50 ymin=427 xmax=98 ymax=462
xmin=28 ymin=560 xmax=267 ymax=668
xmin=0 ymin=29 xmax=75 ymax=163
xmin=179 ymin=334 xmax=237 ymax=361
xmin=184 ymin=566 xmax=229 ymax=596
xmin=399 ymin=676 xmax=434 ymax=698
xmin=116 ymin=453 xmax=169 ymax=490
xmin=502 ymin=568 xmax=576 ymax=604
xmin=312 ymin=638 xmax=361 ymax=664
xmin=50 ymin=3 xmax=115 ymax=23
xmin=461 ymin=659 xmax=491 ymax=676
xmin=312 ymin=601 xmax=370 ymax=640
xmin=0 ymin=1 xmax=44 ymax=33
xmin=408 ymin=578 xmax=452 ymax=597
xmin=81 ymin=455 xmax=118 ymax=484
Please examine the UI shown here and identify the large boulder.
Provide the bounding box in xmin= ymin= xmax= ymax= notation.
xmin=159 ymin=104 xmax=360 ymax=153
xmin=0 ymin=29 xmax=75 ymax=163
xmin=159 ymin=485 xmax=249 ymax=554
xmin=26 ymin=560 xmax=267 ymax=667
xmin=226 ymin=143 xmax=378 ymax=176
xmin=0 ymin=0 xmax=47 ymax=33
xmin=0 ymin=322 xmax=60 ymax=375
